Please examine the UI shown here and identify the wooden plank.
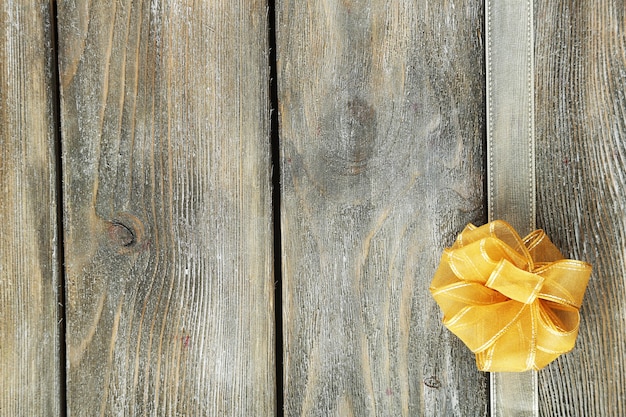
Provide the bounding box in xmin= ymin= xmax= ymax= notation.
xmin=0 ymin=2 xmax=62 ymax=416
xmin=535 ymin=0 xmax=626 ymax=415
xmin=57 ymin=1 xmax=275 ymax=415
xmin=277 ymin=1 xmax=487 ymax=415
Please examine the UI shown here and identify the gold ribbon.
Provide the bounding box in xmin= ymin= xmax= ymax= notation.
xmin=430 ymin=221 xmax=592 ymax=372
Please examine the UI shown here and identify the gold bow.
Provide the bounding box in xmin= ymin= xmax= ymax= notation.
xmin=430 ymin=221 xmax=592 ymax=372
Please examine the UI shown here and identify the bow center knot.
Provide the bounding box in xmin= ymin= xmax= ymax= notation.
xmin=485 ymin=260 xmax=545 ymax=304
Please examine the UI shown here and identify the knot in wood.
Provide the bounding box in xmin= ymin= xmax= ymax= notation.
xmin=319 ymin=97 xmax=377 ymax=179
xmin=107 ymin=213 xmax=145 ymax=252
xmin=423 ymin=376 xmax=442 ymax=389
xmin=338 ymin=98 xmax=376 ymax=175
xmin=108 ymin=221 xmax=135 ymax=247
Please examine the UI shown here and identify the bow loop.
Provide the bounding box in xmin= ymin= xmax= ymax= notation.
xmin=447 ymin=238 xmax=531 ymax=284
xmin=536 ymin=260 xmax=591 ymax=308
xmin=430 ymin=221 xmax=592 ymax=372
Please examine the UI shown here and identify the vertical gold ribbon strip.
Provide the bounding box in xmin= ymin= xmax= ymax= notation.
xmin=486 ymin=0 xmax=538 ymax=416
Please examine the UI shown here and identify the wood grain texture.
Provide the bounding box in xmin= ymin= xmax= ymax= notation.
xmin=535 ymin=0 xmax=626 ymax=415
xmin=57 ymin=1 xmax=275 ymax=415
xmin=0 ymin=2 xmax=62 ymax=416
xmin=276 ymin=1 xmax=487 ymax=415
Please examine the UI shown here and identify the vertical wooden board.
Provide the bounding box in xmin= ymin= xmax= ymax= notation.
xmin=535 ymin=0 xmax=626 ymax=415
xmin=277 ymin=1 xmax=487 ymax=415
xmin=57 ymin=1 xmax=274 ymax=415
xmin=0 ymin=2 xmax=61 ymax=416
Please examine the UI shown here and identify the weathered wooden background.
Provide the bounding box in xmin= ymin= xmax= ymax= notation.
xmin=0 ymin=0 xmax=624 ymax=416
